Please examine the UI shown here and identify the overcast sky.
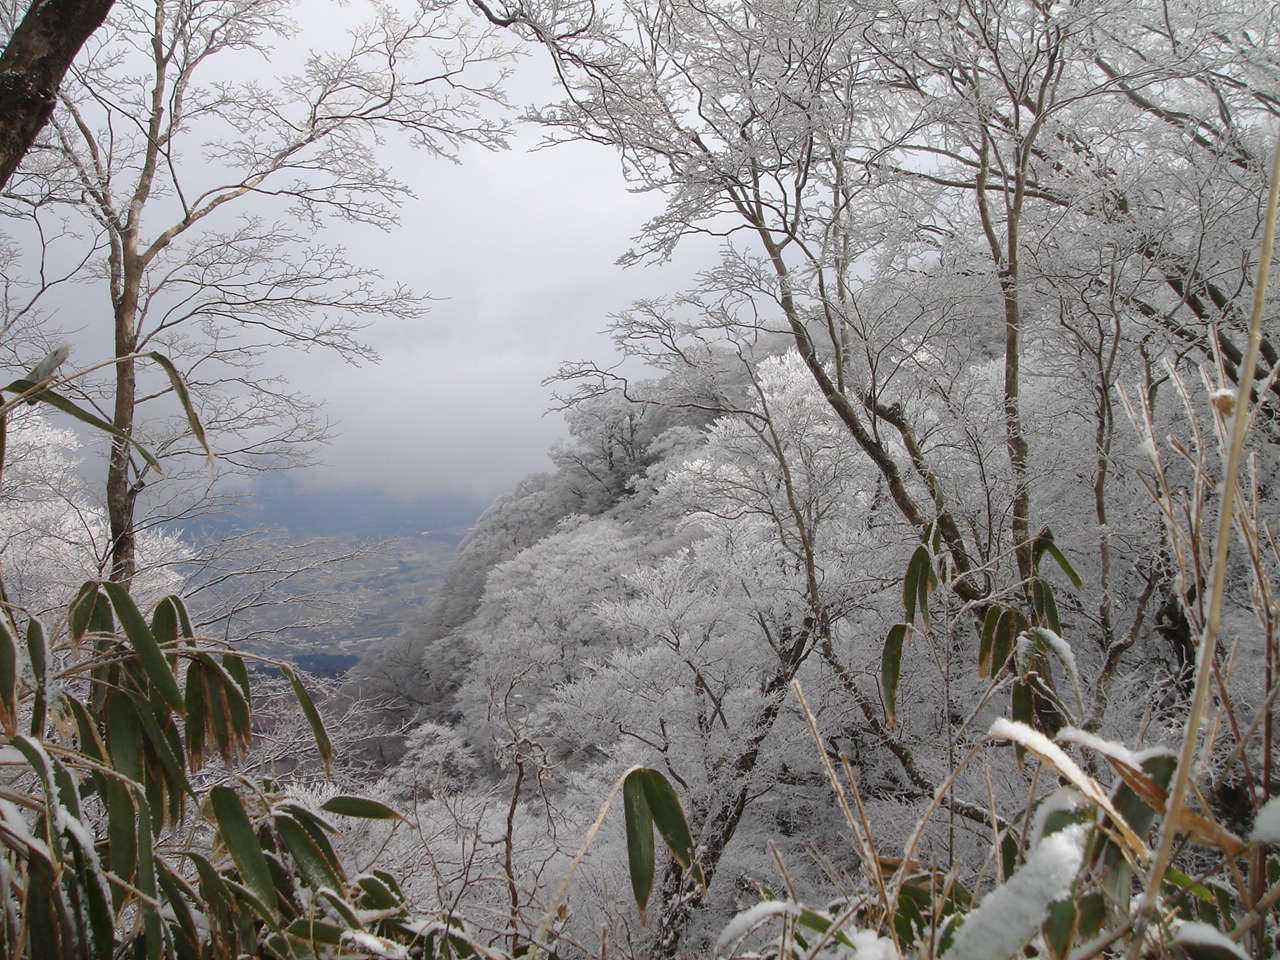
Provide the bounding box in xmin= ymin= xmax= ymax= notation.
xmin=241 ymin=57 xmax=714 ymax=533
xmin=18 ymin=20 xmax=717 ymax=538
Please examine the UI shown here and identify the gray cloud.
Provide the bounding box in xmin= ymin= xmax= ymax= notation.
xmin=281 ymin=110 xmax=714 ymax=507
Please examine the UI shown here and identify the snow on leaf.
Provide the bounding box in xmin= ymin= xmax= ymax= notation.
xmin=1249 ymin=795 xmax=1280 ymax=844
xmin=1172 ymin=921 xmax=1249 ymax=960
xmin=1055 ymin=727 xmax=1143 ymax=770
xmin=716 ymin=900 xmax=800 ymax=954
xmin=339 ymin=929 xmax=410 ymax=959
xmin=1028 ymin=787 xmax=1087 ymax=847
xmin=989 ymin=719 xmax=1148 ymax=858
xmin=943 ymin=823 xmax=1087 ymax=960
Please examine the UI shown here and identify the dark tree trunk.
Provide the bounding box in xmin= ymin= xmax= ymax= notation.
xmin=0 ymin=0 xmax=116 ymax=189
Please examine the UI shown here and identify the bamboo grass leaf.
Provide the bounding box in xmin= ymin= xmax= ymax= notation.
xmin=4 ymin=380 xmax=164 ymax=474
xmin=623 ymin=769 xmax=656 ymax=923
xmin=26 ymin=616 xmax=47 ymax=735
xmin=637 ymin=768 xmax=701 ymax=886
xmin=280 ymin=664 xmax=332 ymax=772
xmin=68 ymin=582 xmax=102 ymax=644
xmin=882 ymin=623 xmax=909 ymax=726
xmin=209 ymin=786 xmax=276 ymax=912
xmin=979 ymin=606 xmax=1000 ymax=678
xmin=320 ymin=795 xmax=400 ymax=820
xmin=903 ymin=545 xmax=934 ymax=625
xmin=150 ymin=596 xmax=183 ymax=647
xmin=0 ymin=616 xmax=16 ymax=733
xmin=146 ymin=353 xmax=213 ymax=466
xmin=101 ymin=581 xmax=184 ymax=712
xmin=184 ymin=662 xmax=209 ymax=771
xmin=1033 ymin=529 xmax=1084 ymax=591
xmin=275 ymin=812 xmax=343 ymax=893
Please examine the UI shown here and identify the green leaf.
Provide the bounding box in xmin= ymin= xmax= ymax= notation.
xmin=64 ymin=808 xmax=115 ymax=960
xmin=209 ymin=786 xmax=276 ymax=913
xmin=893 ymin=881 xmax=926 ymax=942
xmin=1032 ymin=578 xmax=1061 ymax=634
xmin=285 ymin=919 xmax=348 ymax=947
xmin=978 ymin=606 xmax=1000 ymax=678
xmin=184 ymin=661 xmax=209 ymax=770
xmin=66 ymin=698 xmax=108 ymax=776
xmin=369 ymin=869 xmax=408 ymax=904
xmin=5 ymin=380 xmax=164 ymax=474
xmin=1043 ymin=899 xmax=1077 ymax=959
xmin=280 ymin=670 xmax=332 ymax=773
xmin=1011 ymin=682 xmax=1033 ymax=763
xmin=355 ymin=874 xmax=404 ymax=912
xmin=101 ymin=581 xmax=184 ymax=712
xmin=796 ymin=908 xmax=856 ymax=950
xmin=991 ymin=608 xmax=1024 ymax=681
xmin=26 ymin=615 xmax=47 ymax=736
xmin=320 ymin=795 xmax=401 ymax=820
xmin=150 ymin=596 xmax=183 ymax=646
xmin=106 ymin=777 xmax=138 ymax=905
xmin=124 ymin=691 xmax=194 ymax=825
xmin=280 ymin=665 xmax=332 ymax=772
xmin=624 ymin=769 xmax=656 ymax=923
xmin=24 ymin=851 xmax=62 ymax=960
xmin=184 ymin=653 xmax=250 ymax=768
xmin=276 ymin=803 xmax=341 ymax=867
xmin=11 ymin=736 xmax=66 ymax=858
xmin=223 ymin=653 xmax=251 ymax=701
xmin=134 ymin=799 xmax=163 ymax=954
xmin=1165 ymin=867 xmax=1217 ymax=903
xmin=188 ymin=853 xmax=237 ymax=942
xmin=274 ymin=812 xmax=343 ymax=893
xmin=315 ymin=887 xmax=362 ymax=927
xmin=107 ymin=694 xmax=144 ymax=782
xmin=1075 ymin=892 xmax=1105 ymax=941
xmin=0 ymin=616 xmax=17 ymax=733
xmin=1033 ymin=529 xmax=1083 ymax=591
xmin=637 ymin=768 xmax=701 ymax=886
xmin=212 ymin=653 xmax=252 ymax=745
xmin=218 ymin=876 xmax=284 ymax=935
xmin=903 ymin=545 xmax=933 ymax=625
xmin=881 ymin=623 xmax=909 ymax=726
xmin=147 ymin=353 xmax=213 ymax=466
xmin=68 ymin=582 xmax=104 ymax=644
xmin=155 ymin=860 xmax=203 ymax=958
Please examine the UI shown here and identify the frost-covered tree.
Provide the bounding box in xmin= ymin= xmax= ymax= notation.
xmin=0 ymin=405 xmax=182 ymax=614
xmin=436 ymin=0 xmax=1280 ymax=949
xmin=509 ymin=0 xmax=1280 ymax=621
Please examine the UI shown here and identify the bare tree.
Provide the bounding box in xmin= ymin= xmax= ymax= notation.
xmin=5 ymin=0 xmax=510 ymax=584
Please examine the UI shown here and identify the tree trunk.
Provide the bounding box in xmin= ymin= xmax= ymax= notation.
xmin=107 ymin=249 xmax=140 ymax=584
xmin=654 ymin=624 xmax=814 ymax=957
xmin=0 ymin=0 xmax=116 ymax=189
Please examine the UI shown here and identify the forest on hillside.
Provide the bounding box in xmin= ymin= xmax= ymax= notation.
xmin=2 ymin=0 xmax=1280 ymax=958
